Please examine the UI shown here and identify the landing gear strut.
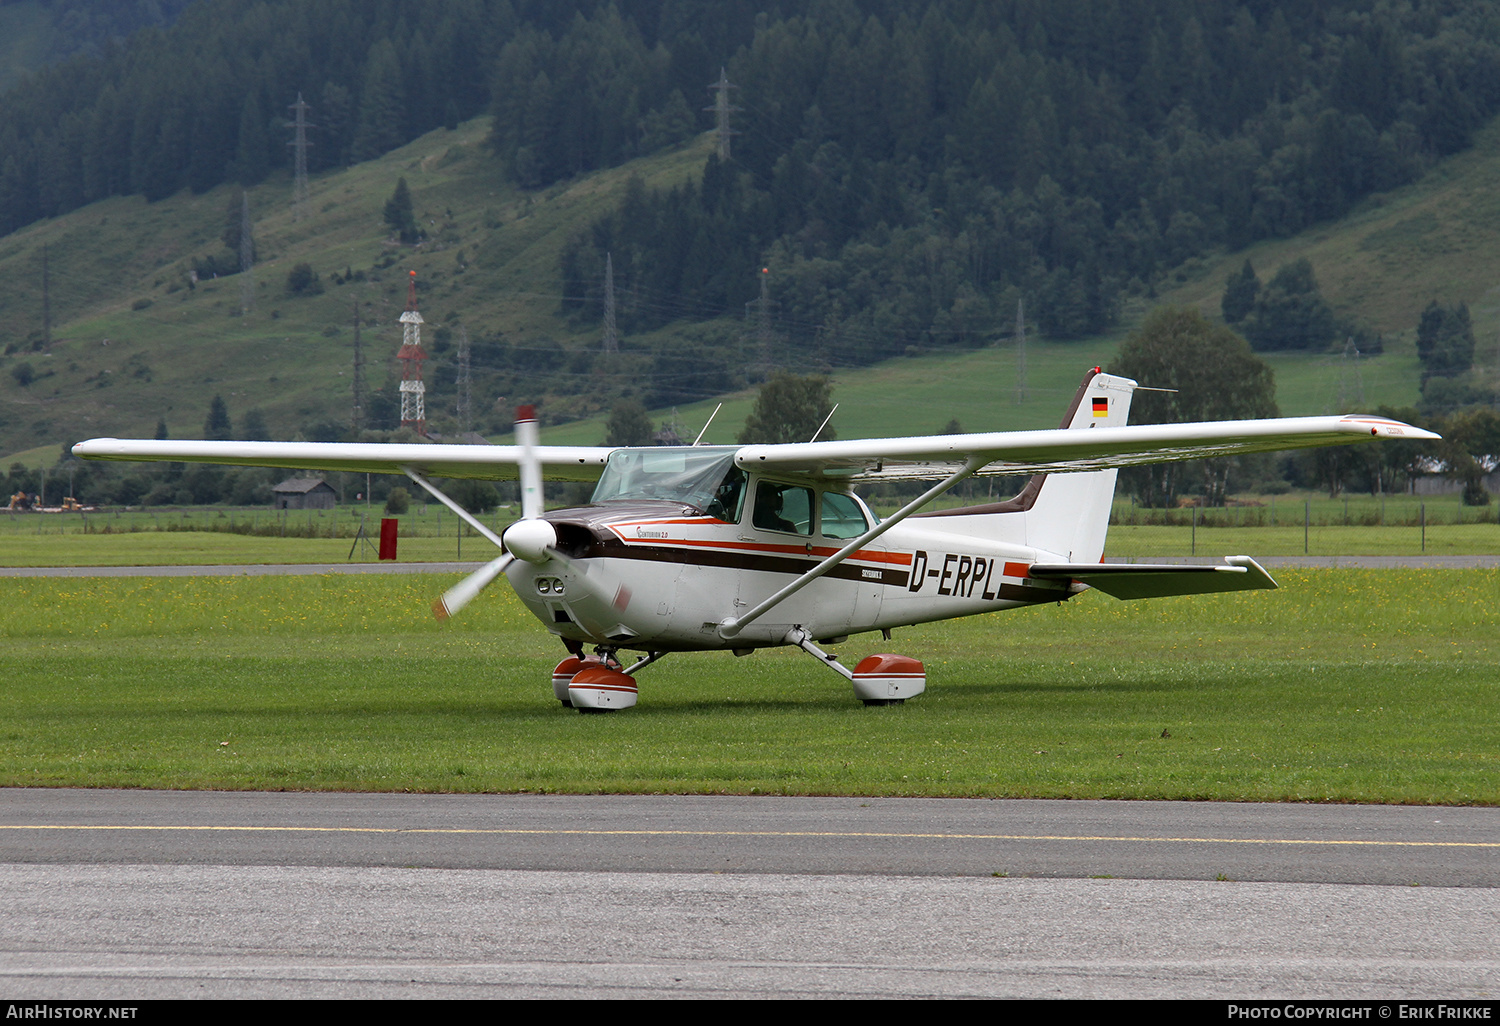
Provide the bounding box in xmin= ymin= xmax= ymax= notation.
xmin=786 ymin=628 xmax=927 ymax=705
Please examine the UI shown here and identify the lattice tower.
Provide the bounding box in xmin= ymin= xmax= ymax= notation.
xmin=1014 ymin=298 xmax=1028 ymax=403
xmin=287 ymin=93 xmax=314 ymax=221
xmin=705 ymin=68 xmax=741 ymax=161
xmin=602 ymin=252 xmax=618 ymax=353
xmin=397 ymin=271 xmax=427 ymax=435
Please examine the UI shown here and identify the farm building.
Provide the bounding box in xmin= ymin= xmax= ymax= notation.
xmin=272 ymin=477 xmax=336 ymax=510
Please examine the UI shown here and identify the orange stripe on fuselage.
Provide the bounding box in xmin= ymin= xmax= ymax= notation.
xmin=607 ymin=521 xmax=913 ymax=566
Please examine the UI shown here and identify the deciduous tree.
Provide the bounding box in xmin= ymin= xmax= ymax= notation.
xmin=605 ymin=400 xmax=653 ymax=447
xmin=1242 ymin=259 xmax=1337 ymax=351
xmin=1416 ymin=300 xmax=1475 ymax=383
xmin=738 ymin=373 xmax=837 ymax=445
xmin=1108 ymin=306 xmax=1277 ymax=506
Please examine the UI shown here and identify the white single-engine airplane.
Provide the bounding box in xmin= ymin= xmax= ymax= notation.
xmin=74 ymin=369 xmax=1437 ymax=711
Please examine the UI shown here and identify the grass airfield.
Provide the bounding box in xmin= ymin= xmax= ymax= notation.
xmin=3 ymin=569 xmax=1495 ymax=803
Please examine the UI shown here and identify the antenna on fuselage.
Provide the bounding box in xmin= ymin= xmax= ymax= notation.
xmin=809 ymin=403 xmax=839 ymax=443
xmin=692 ymin=403 xmax=723 ymax=446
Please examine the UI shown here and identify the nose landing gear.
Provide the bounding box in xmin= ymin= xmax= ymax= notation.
xmin=551 ymin=648 xmax=664 ymax=711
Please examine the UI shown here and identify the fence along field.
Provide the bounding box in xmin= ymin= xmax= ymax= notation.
xmin=3 ymin=490 xmax=1498 ymax=565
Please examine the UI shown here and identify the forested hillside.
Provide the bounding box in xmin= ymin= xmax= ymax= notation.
xmin=4 ymin=0 xmax=1500 ymax=356
xmin=3 ymin=0 xmax=1500 ymax=468
xmin=0 ymin=0 xmax=198 ymax=93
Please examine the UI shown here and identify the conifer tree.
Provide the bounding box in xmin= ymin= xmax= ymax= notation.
xmin=352 ymin=40 xmax=407 ymax=162
xmin=383 ymin=178 xmax=418 ymax=243
xmin=1221 ymin=260 xmax=1260 ymax=324
xmin=204 ymin=395 xmax=232 ymax=441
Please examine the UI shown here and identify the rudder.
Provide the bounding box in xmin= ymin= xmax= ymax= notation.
xmin=910 ymin=368 xmax=1135 ymax=561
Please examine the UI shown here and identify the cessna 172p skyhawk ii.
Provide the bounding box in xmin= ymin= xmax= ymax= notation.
xmin=74 ymin=369 xmax=1436 ymax=711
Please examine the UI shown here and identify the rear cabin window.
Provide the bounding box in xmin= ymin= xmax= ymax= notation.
xmin=820 ymin=491 xmax=869 ymax=539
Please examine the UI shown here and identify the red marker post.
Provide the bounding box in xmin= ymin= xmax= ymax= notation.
xmin=379 ymin=517 xmax=399 ymax=560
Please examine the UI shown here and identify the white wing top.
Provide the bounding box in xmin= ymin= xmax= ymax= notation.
xmin=72 ymin=370 xmax=1437 ymax=484
xmin=735 ymin=412 xmax=1436 ymax=481
xmin=70 ymin=438 xmax=614 ymax=482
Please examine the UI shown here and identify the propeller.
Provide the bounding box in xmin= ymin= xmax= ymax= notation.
xmin=501 ymin=405 xmax=557 ymax=564
xmin=433 ymin=552 xmax=512 ymax=620
xmin=428 ymin=405 xmax=549 ymax=621
xmin=429 ymin=405 xmax=620 ymax=621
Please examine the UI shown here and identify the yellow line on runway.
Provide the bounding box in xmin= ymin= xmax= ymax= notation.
xmin=1 ymin=824 xmax=1496 ymax=848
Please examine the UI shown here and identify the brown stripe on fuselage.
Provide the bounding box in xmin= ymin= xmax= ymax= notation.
xmin=590 ymin=539 xmax=912 ymax=588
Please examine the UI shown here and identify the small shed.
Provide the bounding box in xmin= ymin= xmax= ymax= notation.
xmin=272 ymin=477 xmax=336 ymax=510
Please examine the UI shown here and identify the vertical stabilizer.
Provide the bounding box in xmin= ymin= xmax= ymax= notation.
xmin=911 ymin=368 xmax=1135 ymax=560
xmin=1023 ymin=370 xmax=1134 ymax=561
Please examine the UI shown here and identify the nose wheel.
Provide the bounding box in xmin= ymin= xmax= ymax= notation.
xmin=550 ymin=649 xmax=662 ymax=712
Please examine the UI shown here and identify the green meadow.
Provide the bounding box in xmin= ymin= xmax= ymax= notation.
xmin=16 ymin=108 xmax=1500 ymax=464
xmin=3 ymin=569 xmax=1494 ymax=803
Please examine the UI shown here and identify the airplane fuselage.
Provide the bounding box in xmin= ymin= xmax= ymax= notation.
xmin=505 ymin=490 xmax=1076 ymax=652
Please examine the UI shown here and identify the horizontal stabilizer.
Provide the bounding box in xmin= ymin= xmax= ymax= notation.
xmin=1028 ymin=555 xmax=1277 ymax=600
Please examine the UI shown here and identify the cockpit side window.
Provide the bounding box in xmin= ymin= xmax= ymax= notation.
xmin=752 ymin=481 xmax=813 ymax=535
xmin=704 ymin=465 xmax=746 ymax=523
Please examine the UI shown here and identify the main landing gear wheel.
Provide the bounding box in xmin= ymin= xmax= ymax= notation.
xmin=851 ymin=654 xmax=926 ymax=705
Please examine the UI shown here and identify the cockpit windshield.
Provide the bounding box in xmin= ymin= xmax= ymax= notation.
xmin=591 ymin=446 xmax=746 ymax=521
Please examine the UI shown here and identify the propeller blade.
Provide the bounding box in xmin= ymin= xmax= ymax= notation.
xmin=516 ymin=405 xmax=543 ymax=521
xmin=433 ymin=553 xmax=514 ymax=620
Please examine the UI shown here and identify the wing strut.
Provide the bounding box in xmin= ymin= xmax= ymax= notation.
xmin=717 ymin=455 xmax=987 ymax=640
xmin=402 ymin=467 xmax=507 ymax=551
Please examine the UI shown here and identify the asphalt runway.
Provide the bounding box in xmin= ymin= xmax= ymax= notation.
xmin=2 ymin=790 xmax=1497 ymax=999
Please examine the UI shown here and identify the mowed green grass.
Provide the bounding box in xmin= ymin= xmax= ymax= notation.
xmin=3 ymin=570 xmax=1495 ymax=802
xmin=0 ymin=506 xmax=520 ymax=565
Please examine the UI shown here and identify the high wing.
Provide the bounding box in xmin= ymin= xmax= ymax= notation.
xmin=70 ymin=438 xmax=613 ymax=483
xmin=733 ymin=413 xmax=1438 ymax=481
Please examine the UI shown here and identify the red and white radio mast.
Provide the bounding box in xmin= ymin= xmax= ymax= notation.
xmin=397 ymin=270 xmax=427 ymax=435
